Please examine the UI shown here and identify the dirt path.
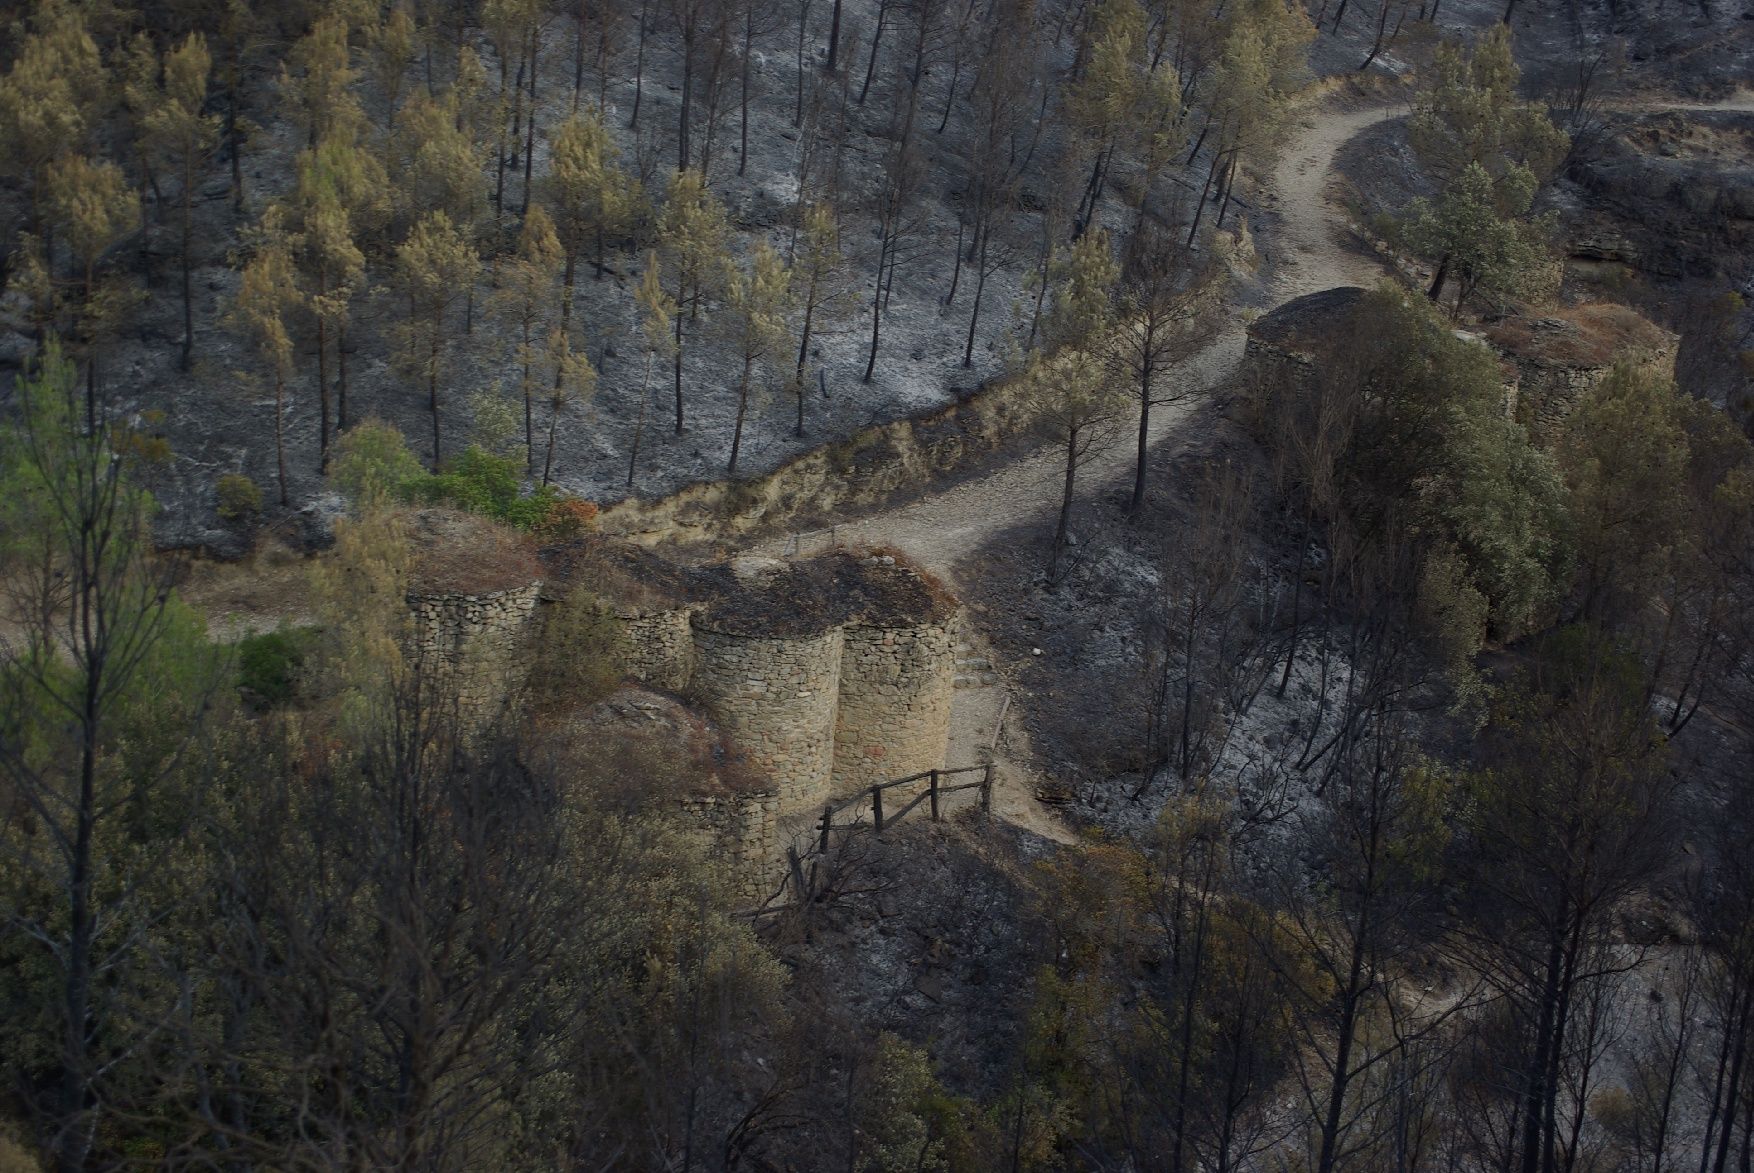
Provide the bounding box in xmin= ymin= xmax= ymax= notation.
xmin=762 ymin=90 xmax=1754 ymax=841
xmin=752 ymin=100 xmax=1419 ymax=841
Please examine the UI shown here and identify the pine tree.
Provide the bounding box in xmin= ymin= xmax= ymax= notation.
xmin=281 ymin=14 xmax=365 ymax=148
xmin=231 ymin=210 xmax=302 ymax=505
xmin=0 ymin=339 xmax=218 ymax=1171
xmin=293 ymin=138 xmax=387 ymax=436
xmin=129 ymin=32 xmax=220 ymax=372
xmin=789 ymin=202 xmax=855 ymax=436
xmin=490 ymin=205 xmax=566 ymax=470
xmin=287 ymin=146 xmax=370 ymax=470
xmin=1032 ymin=227 xmax=1122 ymax=582
xmin=1404 ymin=25 xmax=1568 ymax=305
xmin=657 ymin=169 xmax=730 ymax=433
xmin=484 ymin=0 xmax=544 ymax=222
xmin=45 ymin=155 xmax=139 ymax=425
xmin=395 ymin=211 xmax=482 ymax=468
xmin=720 ymin=241 xmax=793 ymax=473
xmin=0 ymin=0 xmax=106 ymax=231
xmin=543 ymin=328 xmax=597 ymax=485
xmin=367 ymin=2 xmax=419 ymax=117
xmin=1063 ymin=0 xmax=1146 ymax=235
xmin=547 ymin=107 xmax=639 ymax=287
xmin=627 ymin=252 xmax=678 ymax=487
xmin=392 ymin=89 xmax=488 ymax=229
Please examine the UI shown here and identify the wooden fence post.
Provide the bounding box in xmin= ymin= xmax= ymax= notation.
xmin=981 ymin=763 xmax=993 ymax=817
xmin=788 ymin=845 xmax=807 ymax=904
xmin=929 ymin=769 xmax=940 ymax=821
xmin=872 ymin=785 xmax=884 ymax=832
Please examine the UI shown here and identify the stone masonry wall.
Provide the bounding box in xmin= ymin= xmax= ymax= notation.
xmin=689 ymin=624 xmax=845 ymax=814
xmin=676 ymin=789 xmax=782 ymax=907
xmin=1511 ymin=347 xmax=1677 ymax=443
xmin=407 ymin=581 xmax=542 ymax=714
xmin=832 ymin=618 xmax=960 ymax=796
xmin=614 ymin=606 xmax=696 ymax=692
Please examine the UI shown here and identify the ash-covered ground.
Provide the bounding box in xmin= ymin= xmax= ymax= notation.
xmin=10 ymin=0 xmax=1742 ymax=555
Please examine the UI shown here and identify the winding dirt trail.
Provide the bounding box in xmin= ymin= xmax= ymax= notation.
xmin=752 ymin=98 xmax=1412 ymax=840
xmin=755 ymin=101 xmax=1406 ymax=576
xmin=774 ymin=89 xmax=1753 ymax=840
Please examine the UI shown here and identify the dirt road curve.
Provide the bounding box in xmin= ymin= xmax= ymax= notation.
xmin=754 ymin=101 xmax=1407 ymax=575
xmin=774 ymin=91 xmax=1751 ymax=839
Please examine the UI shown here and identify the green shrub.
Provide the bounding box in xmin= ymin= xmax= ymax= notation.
xmin=330 ymin=419 xmax=426 ymax=504
xmin=236 ymin=627 xmax=315 ymax=710
xmin=331 ymin=424 xmax=599 ymax=538
xmin=215 ymin=473 xmax=263 ymax=522
xmin=415 ymin=446 xmax=599 ymax=535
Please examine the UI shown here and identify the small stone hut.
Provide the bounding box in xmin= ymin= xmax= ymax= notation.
xmin=533 ymin=687 xmax=782 ymax=906
xmin=542 ymin=538 xmax=699 ymax=692
xmin=1243 ymin=286 xmax=1371 ymax=390
xmin=1484 ymin=303 xmax=1678 ymax=442
xmin=829 ymin=556 xmax=960 ymax=795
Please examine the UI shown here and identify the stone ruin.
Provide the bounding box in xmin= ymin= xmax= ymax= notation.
xmin=405 ymin=510 xmax=544 ymax=717
xmin=1483 ymin=303 xmax=1677 ymax=442
xmin=1243 ymin=286 xmax=1678 ymax=442
xmin=402 ymin=514 xmax=962 ymax=904
xmin=548 ymin=541 xmax=963 ymax=816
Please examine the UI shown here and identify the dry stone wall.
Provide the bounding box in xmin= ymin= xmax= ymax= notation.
xmin=689 ymin=624 xmax=846 ymax=814
xmin=676 ymin=789 xmax=782 ymax=907
xmin=832 ymin=619 xmax=960 ymax=796
xmin=407 ymin=581 xmax=542 ymax=714
xmin=613 ymin=606 xmax=696 ymax=692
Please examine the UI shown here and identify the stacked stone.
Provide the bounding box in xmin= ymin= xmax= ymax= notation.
xmin=406 ymin=581 xmax=542 ymax=712
xmin=676 ymin=789 xmax=782 ymax=905
xmin=614 ymin=605 xmax=697 ymax=692
xmin=831 ymin=617 xmax=960 ymax=796
xmin=1488 ymin=307 xmax=1678 ymax=443
xmin=1241 ymin=286 xmax=1369 ymax=397
xmin=689 ymin=624 xmax=845 ymax=815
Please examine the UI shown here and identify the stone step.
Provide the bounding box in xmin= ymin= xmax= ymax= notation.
xmin=956 ymin=657 xmax=993 ymax=672
xmin=953 ymin=671 xmax=1001 ymax=689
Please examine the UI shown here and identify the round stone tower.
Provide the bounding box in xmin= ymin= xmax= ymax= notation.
xmin=405 ymin=510 xmax=543 ymax=715
xmin=689 ymin=619 xmax=845 ymax=814
xmin=830 ymin=555 xmax=961 ymax=796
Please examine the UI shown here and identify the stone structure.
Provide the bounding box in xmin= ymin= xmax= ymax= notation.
xmin=407 ymin=582 xmax=543 ymax=705
xmin=406 ymin=510 xmax=544 ymax=716
xmin=1242 ymin=286 xmax=1369 ymax=392
xmin=677 ymin=788 xmax=782 ymax=906
xmin=1484 ymin=304 xmax=1678 ymax=442
xmin=404 ymin=531 xmax=965 ymax=903
xmin=832 ymin=618 xmax=960 ymax=795
xmin=689 ymin=622 xmax=846 ymax=812
xmin=544 ymin=539 xmax=965 ymax=820
xmin=613 ymin=605 xmax=696 ymax=692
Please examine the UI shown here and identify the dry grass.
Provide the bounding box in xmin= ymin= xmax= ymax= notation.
xmin=406 ymin=509 xmax=542 ymax=596
xmin=1486 ymin=302 xmax=1673 ymax=369
xmin=540 ymin=535 xmax=698 ymax=613
xmin=171 ymin=532 xmax=315 ymax=639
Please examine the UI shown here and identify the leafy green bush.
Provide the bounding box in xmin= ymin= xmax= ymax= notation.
xmin=215 ymin=473 xmax=263 ymax=522
xmin=236 ymin=627 xmax=315 ymax=710
xmin=330 ymin=418 xmax=426 ymax=504
xmin=330 ymin=422 xmax=600 ymax=537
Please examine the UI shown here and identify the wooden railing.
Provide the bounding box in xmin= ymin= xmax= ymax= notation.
xmin=814 ymin=763 xmax=994 ymax=850
xmin=782 ymin=525 xmax=839 ymax=557
xmin=752 ymin=764 xmax=995 ymax=917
